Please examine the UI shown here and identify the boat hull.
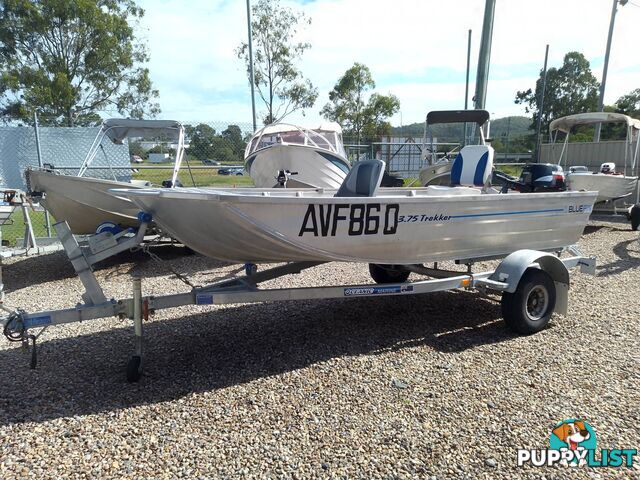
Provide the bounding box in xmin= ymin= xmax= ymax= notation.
xmin=566 ymin=172 xmax=637 ymax=203
xmin=245 ymin=144 xmax=349 ymax=189
xmin=121 ymin=187 xmax=597 ymax=264
xmin=27 ymin=170 xmax=145 ymax=234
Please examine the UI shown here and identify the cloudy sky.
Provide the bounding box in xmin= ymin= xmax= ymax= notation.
xmin=136 ymin=0 xmax=640 ymax=127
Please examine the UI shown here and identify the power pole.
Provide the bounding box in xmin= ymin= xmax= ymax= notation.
xmin=594 ymin=0 xmax=628 ymax=141
xmin=246 ymin=0 xmax=257 ymax=131
xmin=464 ymin=29 xmax=472 ymax=145
xmin=535 ymin=44 xmax=549 ymax=162
xmin=474 ymin=0 xmax=496 ymax=111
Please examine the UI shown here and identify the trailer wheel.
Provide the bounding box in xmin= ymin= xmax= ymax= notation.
xmin=630 ymin=204 xmax=640 ymax=231
xmin=501 ymin=269 xmax=556 ymax=335
xmin=126 ymin=355 xmax=142 ymax=382
xmin=368 ymin=264 xmax=410 ymax=284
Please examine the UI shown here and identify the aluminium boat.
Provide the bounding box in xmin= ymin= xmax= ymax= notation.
xmin=549 ymin=112 xmax=640 ymax=204
xmin=116 ymin=158 xmax=597 ymax=265
xmin=26 ymin=119 xmax=189 ymax=234
xmin=244 ymin=123 xmax=350 ymax=189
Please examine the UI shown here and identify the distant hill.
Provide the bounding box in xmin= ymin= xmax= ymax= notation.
xmin=391 ymin=115 xmax=533 ymax=142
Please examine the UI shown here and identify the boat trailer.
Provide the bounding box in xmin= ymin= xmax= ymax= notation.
xmin=1 ymin=216 xmax=596 ymax=382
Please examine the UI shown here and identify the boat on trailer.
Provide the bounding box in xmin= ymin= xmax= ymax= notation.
xmin=0 ymin=150 xmax=598 ymax=382
xmin=119 ymin=152 xmax=596 ymax=265
xmin=549 ymin=112 xmax=640 ymax=204
xmin=244 ymin=122 xmax=350 ymax=189
xmin=26 ymin=119 xmax=189 ymax=235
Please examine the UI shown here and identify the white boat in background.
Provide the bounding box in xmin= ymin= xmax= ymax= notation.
xmin=116 ymin=158 xmax=597 ymax=265
xmin=419 ymin=110 xmax=492 ymax=187
xmin=26 ymin=119 xmax=189 ymax=234
xmin=244 ymin=123 xmax=350 ymax=189
xmin=563 ymin=166 xmax=637 ymax=204
xmin=549 ymin=112 xmax=640 ymax=204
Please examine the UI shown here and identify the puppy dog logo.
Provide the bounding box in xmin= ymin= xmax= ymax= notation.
xmin=550 ymin=419 xmax=596 ymax=466
xmin=518 ymin=419 xmax=637 ymax=467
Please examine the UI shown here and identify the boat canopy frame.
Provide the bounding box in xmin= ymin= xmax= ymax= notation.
xmin=423 ymin=110 xmax=491 ymax=165
xmin=426 ymin=110 xmax=490 ymax=127
xmin=77 ymin=119 xmax=188 ymax=187
xmin=549 ymin=112 xmax=640 ymax=178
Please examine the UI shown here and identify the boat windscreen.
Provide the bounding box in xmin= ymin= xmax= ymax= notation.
xmin=250 ymin=128 xmax=344 ymax=156
xmin=307 ymin=130 xmax=337 ymax=150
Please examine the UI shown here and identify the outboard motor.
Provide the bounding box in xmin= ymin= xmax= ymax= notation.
xmin=275 ymin=169 xmax=298 ymax=187
xmin=162 ymin=179 xmax=183 ymax=188
xmin=600 ymin=162 xmax=616 ymax=174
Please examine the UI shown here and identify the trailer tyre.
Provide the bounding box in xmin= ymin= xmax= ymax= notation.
xmin=126 ymin=355 xmax=142 ymax=382
xmin=630 ymin=204 xmax=640 ymax=231
xmin=501 ymin=269 xmax=556 ymax=335
xmin=368 ymin=264 xmax=410 ymax=284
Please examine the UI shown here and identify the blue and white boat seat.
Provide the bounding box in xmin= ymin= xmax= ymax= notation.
xmin=449 ymin=145 xmax=494 ymax=187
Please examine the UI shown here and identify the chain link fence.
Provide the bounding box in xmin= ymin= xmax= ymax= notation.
xmin=0 ymin=118 xmax=255 ymax=246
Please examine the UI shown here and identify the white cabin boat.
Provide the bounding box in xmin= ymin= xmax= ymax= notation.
xmin=244 ymin=123 xmax=350 ymax=189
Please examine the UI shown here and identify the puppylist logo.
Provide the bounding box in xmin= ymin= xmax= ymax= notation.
xmin=517 ymin=419 xmax=637 ymax=468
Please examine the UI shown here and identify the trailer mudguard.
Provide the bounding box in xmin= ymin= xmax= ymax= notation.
xmin=489 ymin=249 xmax=570 ymax=315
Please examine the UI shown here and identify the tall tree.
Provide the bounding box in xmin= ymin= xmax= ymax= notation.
xmin=321 ymin=63 xmax=400 ymax=142
xmin=0 ymin=0 xmax=160 ymax=126
xmin=186 ymin=123 xmax=245 ymax=164
xmin=236 ymin=0 xmax=317 ymax=125
xmin=615 ymin=88 xmax=640 ymax=117
xmin=221 ymin=124 xmax=246 ymax=159
xmin=515 ymin=52 xmax=599 ymax=133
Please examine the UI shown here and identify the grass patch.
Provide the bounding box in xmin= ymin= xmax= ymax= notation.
xmin=132 ymin=166 xmax=253 ymax=187
xmin=1 ymin=210 xmax=52 ymax=246
xmin=495 ymin=164 xmax=523 ymax=178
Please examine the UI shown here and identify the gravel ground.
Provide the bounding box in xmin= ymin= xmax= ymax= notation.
xmin=0 ymin=218 xmax=639 ymax=479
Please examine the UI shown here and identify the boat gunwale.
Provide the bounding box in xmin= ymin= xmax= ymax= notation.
xmin=114 ymin=187 xmax=599 ymax=205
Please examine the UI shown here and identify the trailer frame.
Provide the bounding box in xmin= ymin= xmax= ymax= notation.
xmin=1 ymin=220 xmax=596 ymax=382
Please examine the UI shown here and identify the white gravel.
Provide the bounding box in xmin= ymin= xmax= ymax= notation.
xmin=0 ymin=218 xmax=639 ymax=479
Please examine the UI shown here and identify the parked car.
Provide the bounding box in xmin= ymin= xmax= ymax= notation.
xmin=202 ymin=159 xmax=220 ymax=165
xmin=130 ymin=155 xmax=143 ymax=164
xmin=218 ymin=166 xmax=245 ymax=176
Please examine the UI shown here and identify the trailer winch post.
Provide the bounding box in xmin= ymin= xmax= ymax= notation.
xmin=128 ymin=277 xmax=144 ymax=382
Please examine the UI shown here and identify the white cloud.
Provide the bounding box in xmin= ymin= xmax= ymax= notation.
xmin=137 ymin=0 xmax=640 ymax=127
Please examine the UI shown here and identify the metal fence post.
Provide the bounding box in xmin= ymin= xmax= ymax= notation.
xmin=33 ymin=111 xmax=52 ymax=237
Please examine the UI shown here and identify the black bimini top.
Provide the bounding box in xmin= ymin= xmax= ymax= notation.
xmin=426 ymin=110 xmax=490 ymax=126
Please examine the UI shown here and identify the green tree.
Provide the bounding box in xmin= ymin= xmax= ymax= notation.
xmin=128 ymin=140 xmax=146 ymax=159
xmin=615 ymin=88 xmax=640 ymax=117
xmin=236 ymin=0 xmax=317 ymax=125
xmin=186 ymin=123 xmax=217 ymax=161
xmin=515 ymin=52 xmax=599 ymax=133
xmin=221 ymin=125 xmax=246 ymax=158
xmin=0 ymin=0 xmax=159 ymax=126
xmin=321 ymin=63 xmax=400 ymax=143
xmin=186 ymin=123 xmax=244 ymax=163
